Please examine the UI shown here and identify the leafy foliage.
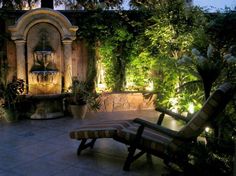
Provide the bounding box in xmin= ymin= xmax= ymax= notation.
xmin=96 ymin=0 xmax=208 ymax=113
xmin=179 ymin=45 xmax=223 ymax=100
xmin=68 ymin=78 xmax=100 ymax=110
xmin=55 ymin=0 xmax=123 ymax=10
xmin=0 ymin=0 xmax=40 ymax=9
xmin=0 ymin=52 xmax=24 ymax=111
xmin=98 ymin=21 xmax=135 ymax=91
xmin=189 ymin=142 xmax=233 ymax=176
xmin=127 ymin=0 xmax=208 ymax=111
xmin=206 ymin=11 xmax=236 ymax=50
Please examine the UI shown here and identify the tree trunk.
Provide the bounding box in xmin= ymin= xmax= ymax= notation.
xmin=203 ymin=79 xmax=212 ymax=100
xmin=41 ymin=0 xmax=54 ymax=9
xmin=86 ymin=40 xmax=97 ymax=91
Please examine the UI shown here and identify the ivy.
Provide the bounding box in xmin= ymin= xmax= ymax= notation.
xmin=86 ymin=41 xmax=97 ymax=91
xmin=98 ymin=26 xmax=134 ymax=91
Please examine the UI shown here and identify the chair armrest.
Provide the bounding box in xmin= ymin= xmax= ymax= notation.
xmin=133 ymin=118 xmax=181 ymax=139
xmin=156 ymin=107 xmax=190 ymax=123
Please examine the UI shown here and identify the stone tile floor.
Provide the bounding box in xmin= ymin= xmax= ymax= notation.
xmin=0 ymin=110 xmax=181 ymax=176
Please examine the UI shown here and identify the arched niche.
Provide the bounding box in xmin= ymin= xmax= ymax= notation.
xmin=27 ymin=23 xmax=62 ymax=94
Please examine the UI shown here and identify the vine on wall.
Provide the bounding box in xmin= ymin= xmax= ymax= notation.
xmin=98 ymin=27 xmax=133 ymax=91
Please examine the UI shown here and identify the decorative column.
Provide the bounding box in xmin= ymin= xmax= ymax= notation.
xmin=15 ymin=39 xmax=26 ymax=82
xmin=63 ymin=39 xmax=73 ymax=92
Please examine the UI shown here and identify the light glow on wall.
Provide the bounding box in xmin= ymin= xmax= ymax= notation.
xmin=96 ymin=61 xmax=107 ymax=92
xmin=205 ymin=127 xmax=210 ymax=133
xmin=96 ymin=83 xmax=106 ymax=92
xmin=169 ymin=119 xmax=178 ymax=131
xmin=169 ymin=98 xmax=178 ymax=113
xmin=188 ymin=102 xmax=195 ymax=114
xmin=145 ymin=81 xmax=154 ymax=91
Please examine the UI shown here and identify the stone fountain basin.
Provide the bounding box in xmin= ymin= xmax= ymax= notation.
xmin=20 ymin=93 xmax=68 ymax=119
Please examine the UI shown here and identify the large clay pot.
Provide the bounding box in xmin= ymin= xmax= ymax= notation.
xmin=70 ymin=104 xmax=87 ymax=119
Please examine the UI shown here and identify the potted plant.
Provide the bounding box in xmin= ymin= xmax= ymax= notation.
xmin=0 ymin=52 xmax=24 ymax=122
xmin=68 ymin=78 xmax=100 ymax=119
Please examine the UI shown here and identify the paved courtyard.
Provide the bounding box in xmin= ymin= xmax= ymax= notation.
xmin=0 ymin=110 xmax=178 ymax=176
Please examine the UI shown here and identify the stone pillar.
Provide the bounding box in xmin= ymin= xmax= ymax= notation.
xmin=15 ymin=40 xmax=26 ymax=82
xmin=63 ymin=39 xmax=73 ymax=92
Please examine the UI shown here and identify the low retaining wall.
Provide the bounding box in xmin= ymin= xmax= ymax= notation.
xmin=98 ymin=92 xmax=156 ymax=112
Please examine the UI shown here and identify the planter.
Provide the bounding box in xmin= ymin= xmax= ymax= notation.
xmin=70 ymin=104 xmax=88 ymax=119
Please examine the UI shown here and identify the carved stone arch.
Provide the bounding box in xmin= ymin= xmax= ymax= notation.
xmin=8 ymin=8 xmax=78 ymax=41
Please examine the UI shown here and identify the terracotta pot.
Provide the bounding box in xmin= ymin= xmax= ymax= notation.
xmin=70 ymin=104 xmax=87 ymax=119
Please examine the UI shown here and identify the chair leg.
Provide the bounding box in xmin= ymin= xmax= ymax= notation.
xmin=123 ymin=147 xmax=146 ymax=171
xmin=123 ymin=124 xmax=145 ymax=171
xmin=90 ymin=139 xmax=96 ymax=148
xmin=77 ymin=139 xmax=97 ymax=155
xmin=77 ymin=139 xmax=87 ymax=155
xmin=123 ymin=147 xmax=136 ymax=171
xmin=164 ymin=159 xmax=170 ymax=167
xmin=146 ymin=153 xmax=153 ymax=164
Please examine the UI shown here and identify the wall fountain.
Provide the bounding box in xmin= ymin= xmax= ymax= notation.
xmin=8 ymin=8 xmax=78 ymax=119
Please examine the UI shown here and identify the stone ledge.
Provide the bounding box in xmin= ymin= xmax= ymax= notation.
xmin=98 ymin=92 xmax=156 ymax=112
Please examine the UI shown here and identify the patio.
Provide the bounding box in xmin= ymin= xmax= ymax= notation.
xmin=0 ymin=110 xmax=177 ymax=176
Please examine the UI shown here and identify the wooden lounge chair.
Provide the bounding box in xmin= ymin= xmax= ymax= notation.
xmin=70 ymin=82 xmax=234 ymax=171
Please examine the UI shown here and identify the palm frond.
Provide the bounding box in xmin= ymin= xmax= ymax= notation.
xmin=177 ymin=80 xmax=202 ymax=93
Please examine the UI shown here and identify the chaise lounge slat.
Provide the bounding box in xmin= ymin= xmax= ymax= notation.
xmin=70 ymin=120 xmax=132 ymax=140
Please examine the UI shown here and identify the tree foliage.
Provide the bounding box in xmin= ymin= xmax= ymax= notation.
xmin=55 ymin=0 xmax=123 ymax=10
xmin=95 ymin=0 xmax=209 ymax=111
xmin=125 ymin=0 xmax=208 ymax=111
xmin=206 ymin=11 xmax=236 ymax=50
xmin=99 ymin=25 xmax=133 ymax=91
xmin=0 ymin=0 xmax=39 ymax=9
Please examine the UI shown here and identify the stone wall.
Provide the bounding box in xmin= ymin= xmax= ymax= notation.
xmin=98 ymin=92 xmax=156 ymax=112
